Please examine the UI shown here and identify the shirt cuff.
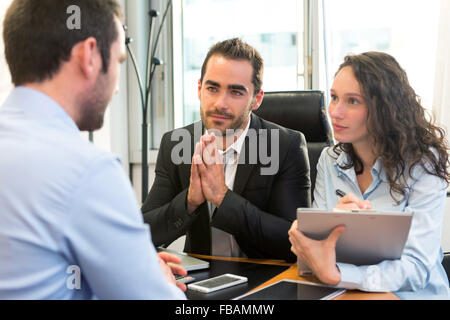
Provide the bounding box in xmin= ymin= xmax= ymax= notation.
xmin=336 ymin=262 xmax=365 ymax=291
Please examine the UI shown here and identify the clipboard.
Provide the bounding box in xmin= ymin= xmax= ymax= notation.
xmin=296 ymin=208 xmax=413 ymax=275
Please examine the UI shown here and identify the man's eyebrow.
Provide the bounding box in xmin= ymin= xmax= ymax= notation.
xmin=204 ymin=80 xmax=248 ymax=93
xmin=228 ymin=84 xmax=248 ymax=92
xmin=205 ymin=80 xmax=220 ymax=87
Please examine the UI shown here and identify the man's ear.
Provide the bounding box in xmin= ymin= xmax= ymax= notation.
xmin=72 ymin=37 xmax=101 ymax=80
xmin=198 ymin=79 xmax=202 ymax=100
xmin=251 ymin=89 xmax=264 ymax=111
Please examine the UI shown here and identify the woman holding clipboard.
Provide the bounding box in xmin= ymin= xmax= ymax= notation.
xmin=288 ymin=52 xmax=450 ymax=299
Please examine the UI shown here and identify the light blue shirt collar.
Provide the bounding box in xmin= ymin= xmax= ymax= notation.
xmin=3 ymin=86 xmax=79 ymax=133
xmin=334 ymin=149 xmax=386 ymax=182
xmin=333 ymin=150 xmax=387 ymax=199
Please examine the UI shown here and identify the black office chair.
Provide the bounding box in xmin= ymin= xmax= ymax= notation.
xmin=254 ymin=90 xmax=333 ymax=201
xmin=443 ymin=252 xmax=450 ymax=286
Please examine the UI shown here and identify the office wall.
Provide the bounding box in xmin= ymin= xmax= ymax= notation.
xmin=131 ymin=162 xmax=156 ymax=206
xmin=94 ymin=50 xmax=129 ymax=173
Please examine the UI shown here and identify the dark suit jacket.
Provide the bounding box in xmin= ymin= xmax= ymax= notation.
xmin=141 ymin=114 xmax=311 ymax=262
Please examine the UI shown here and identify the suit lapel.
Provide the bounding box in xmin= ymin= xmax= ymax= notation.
xmin=179 ymin=121 xmax=203 ymax=188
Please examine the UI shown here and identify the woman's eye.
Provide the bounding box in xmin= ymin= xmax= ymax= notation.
xmin=348 ymin=98 xmax=359 ymax=105
xmin=330 ymin=94 xmax=338 ymax=102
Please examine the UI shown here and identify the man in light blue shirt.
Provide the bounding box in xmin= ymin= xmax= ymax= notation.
xmin=0 ymin=0 xmax=186 ymax=299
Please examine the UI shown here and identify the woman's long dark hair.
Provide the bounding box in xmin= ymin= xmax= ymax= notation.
xmin=331 ymin=52 xmax=449 ymax=204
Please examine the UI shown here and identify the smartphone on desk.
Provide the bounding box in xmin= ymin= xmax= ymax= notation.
xmin=187 ymin=274 xmax=248 ymax=293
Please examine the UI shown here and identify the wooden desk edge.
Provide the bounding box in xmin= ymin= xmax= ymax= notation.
xmin=188 ymin=253 xmax=292 ymax=266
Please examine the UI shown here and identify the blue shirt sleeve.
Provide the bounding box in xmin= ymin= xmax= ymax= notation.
xmin=63 ymin=155 xmax=186 ymax=299
xmin=336 ymin=165 xmax=447 ymax=296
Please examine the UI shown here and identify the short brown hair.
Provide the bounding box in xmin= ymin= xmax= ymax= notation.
xmin=200 ymin=38 xmax=264 ymax=95
xmin=3 ymin=0 xmax=123 ymax=86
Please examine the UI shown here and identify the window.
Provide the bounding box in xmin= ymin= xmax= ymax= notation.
xmin=319 ymin=0 xmax=440 ymax=110
xmin=181 ymin=0 xmax=304 ymax=126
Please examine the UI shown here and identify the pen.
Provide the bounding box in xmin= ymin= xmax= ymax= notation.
xmin=335 ymin=189 xmax=346 ymax=198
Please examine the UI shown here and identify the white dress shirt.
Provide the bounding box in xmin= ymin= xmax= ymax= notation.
xmin=206 ymin=118 xmax=250 ymax=257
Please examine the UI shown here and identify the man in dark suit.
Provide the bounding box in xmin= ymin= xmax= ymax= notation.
xmin=142 ymin=38 xmax=310 ymax=262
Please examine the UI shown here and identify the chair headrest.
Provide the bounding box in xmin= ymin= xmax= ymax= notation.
xmin=254 ymin=91 xmax=332 ymax=143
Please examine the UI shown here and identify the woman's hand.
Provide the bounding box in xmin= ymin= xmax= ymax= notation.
xmin=288 ymin=220 xmax=345 ymax=285
xmin=335 ymin=193 xmax=372 ymax=210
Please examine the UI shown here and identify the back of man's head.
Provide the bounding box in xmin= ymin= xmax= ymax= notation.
xmin=3 ymin=0 xmax=123 ymax=86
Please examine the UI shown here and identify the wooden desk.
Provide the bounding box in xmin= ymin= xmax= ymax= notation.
xmin=190 ymin=254 xmax=399 ymax=300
